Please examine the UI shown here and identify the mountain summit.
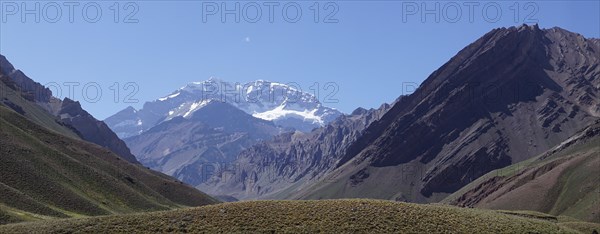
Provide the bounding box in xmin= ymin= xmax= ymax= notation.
xmin=106 ymin=79 xmax=341 ymax=138
xmin=124 ymin=100 xmax=281 ymax=186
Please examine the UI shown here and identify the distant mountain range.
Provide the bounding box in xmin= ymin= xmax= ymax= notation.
xmin=105 ymin=79 xmax=343 ymax=187
xmin=105 ymin=79 xmax=342 ymax=138
xmin=201 ymin=25 xmax=600 ymax=205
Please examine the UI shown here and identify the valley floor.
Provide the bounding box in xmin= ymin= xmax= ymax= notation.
xmin=1 ymin=200 xmax=598 ymax=233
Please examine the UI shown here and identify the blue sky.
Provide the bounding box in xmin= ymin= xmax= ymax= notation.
xmin=1 ymin=1 xmax=599 ymax=119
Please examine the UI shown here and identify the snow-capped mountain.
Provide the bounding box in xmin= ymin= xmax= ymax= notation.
xmin=124 ymin=100 xmax=281 ymax=186
xmin=105 ymin=79 xmax=342 ymax=138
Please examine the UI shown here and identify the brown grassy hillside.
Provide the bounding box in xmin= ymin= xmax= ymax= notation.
xmin=1 ymin=200 xmax=598 ymax=233
xmin=0 ymin=104 xmax=218 ymax=224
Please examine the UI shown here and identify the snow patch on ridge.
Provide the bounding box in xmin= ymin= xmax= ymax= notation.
xmin=253 ymin=105 xmax=324 ymax=125
xmin=184 ymin=100 xmax=211 ymax=118
xmin=158 ymin=92 xmax=181 ymax=101
xmin=163 ymin=100 xmax=213 ymax=121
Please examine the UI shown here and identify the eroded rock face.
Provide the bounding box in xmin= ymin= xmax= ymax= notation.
xmin=199 ymin=103 xmax=391 ymax=200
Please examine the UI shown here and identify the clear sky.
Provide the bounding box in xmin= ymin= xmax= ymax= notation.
xmin=1 ymin=0 xmax=598 ymax=119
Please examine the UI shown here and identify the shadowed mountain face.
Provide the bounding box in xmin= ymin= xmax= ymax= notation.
xmin=125 ymin=101 xmax=281 ymax=186
xmin=58 ymin=98 xmax=138 ymax=163
xmin=0 ymin=55 xmax=138 ymax=163
xmin=0 ymin=56 xmax=53 ymax=104
xmin=297 ymin=25 xmax=599 ymax=202
xmin=199 ymin=103 xmax=392 ymax=200
xmin=0 ymin=73 xmax=218 ymax=225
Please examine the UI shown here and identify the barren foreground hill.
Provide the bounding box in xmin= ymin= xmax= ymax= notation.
xmin=1 ymin=200 xmax=599 ymax=233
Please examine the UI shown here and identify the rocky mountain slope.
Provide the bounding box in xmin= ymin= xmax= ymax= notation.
xmin=0 ymin=55 xmax=138 ymax=163
xmin=124 ymin=100 xmax=281 ymax=186
xmin=58 ymin=99 xmax=138 ymax=163
xmin=293 ymin=25 xmax=599 ymax=202
xmin=105 ymin=79 xmax=341 ymax=138
xmin=202 ymin=25 xmax=600 ymax=202
xmin=199 ymin=102 xmax=392 ymax=200
xmin=0 ymin=73 xmax=218 ymax=224
xmin=444 ymin=119 xmax=600 ymax=223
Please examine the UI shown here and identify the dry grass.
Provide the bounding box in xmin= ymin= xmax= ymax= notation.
xmin=2 ymin=199 xmax=598 ymax=233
